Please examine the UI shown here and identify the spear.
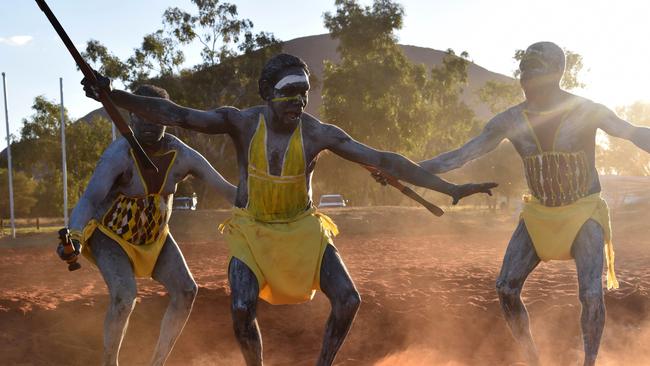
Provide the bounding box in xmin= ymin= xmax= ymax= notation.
xmin=35 ymin=0 xmax=158 ymax=172
xmin=362 ymin=165 xmax=444 ymax=216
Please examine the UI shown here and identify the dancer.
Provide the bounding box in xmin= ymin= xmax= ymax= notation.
xmin=418 ymin=42 xmax=650 ymax=365
xmin=59 ymin=85 xmax=236 ymax=366
xmin=82 ymin=53 xmax=497 ymax=365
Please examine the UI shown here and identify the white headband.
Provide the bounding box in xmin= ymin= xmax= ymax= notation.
xmin=274 ymin=74 xmax=308 ymax=90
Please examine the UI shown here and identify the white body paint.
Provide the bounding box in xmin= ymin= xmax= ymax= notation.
xmin=274 ymin=74 xmax=309 ymax=90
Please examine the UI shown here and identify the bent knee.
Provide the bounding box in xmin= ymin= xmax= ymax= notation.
xmin=347 ymin=290 xmax=361 ymax=311
xmin=182 ymin=280 xmax=198 ymax=299
xmin=334 ymin=290 xmax=361 ymax=314
xmin=109 ymin=287 xmax=137 ymax=312
xmin=171 ymin=281 xmax=198 ymax=307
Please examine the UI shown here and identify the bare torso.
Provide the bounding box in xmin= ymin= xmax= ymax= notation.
xmin=219 ymin=105 xmax=365 ymax=208
xmin=70 ymin=133 xmax=234 ymax=232
xmin=420 ymin=86 xmax=650 ymax=366
xmin=498 ymin=96 xmax=601 ymax=195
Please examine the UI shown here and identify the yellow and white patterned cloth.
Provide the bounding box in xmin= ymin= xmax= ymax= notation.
xmin=220 ymin=114 xmax=338 ymax=305
xmin=522 ymin=151 xmax=590 ymax=207
xmin=75 ymin=150 xmax=176 ymax=278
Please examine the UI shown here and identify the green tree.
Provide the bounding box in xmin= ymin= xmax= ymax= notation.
xmin=83 ymin=40 xmax=130 ymax=82
xmin=8 ymin=96 xmax=112 ymax=217
xmin=0 ymin=169 xmax=38 ymax=217
xmin=83 ymin=0 xmax=275 ymax=87
xmin=162 ymin=1 xmax=253 ymax=67
xmin=597 ymin=101 xmax=650 ymax=176
xmin=322 ymin=0 xmax=436 ymax=156
xmin=80 ymin=1 xmax=281 ymax=209
xmin=319 ymin=0 xmax=431 ymax=205
xmin=425 ymin=49 xmax=479 ymax=156
xmin=477 ymin=80 xmax=523 ymax=115
xmin=12 ymin=96 xmax=69 ymax=177
xmin=319 ymin=0 xmax=477 ymax=205
xmin=66 ymin=117 xmax=113 ymax=206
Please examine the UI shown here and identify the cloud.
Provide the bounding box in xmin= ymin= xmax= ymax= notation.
xmin=0 ymin=35 xmax=34 ymax=46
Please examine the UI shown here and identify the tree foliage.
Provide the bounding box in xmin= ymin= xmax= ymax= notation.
xmin=425 ymin=49 xmax=479 ymax=156
xmin=79 ymin=0 xmax=281 ymax=210
xmin=319 ymin=0 xmax=477 ymax=205
xmin=82 ymin=0 xmax=277 ymax=88
xmin=3 ymin=96 xmax=112 ymax=217
xmin=0 ymin=169 xmax=38 ymax=218
xmin=597 ymin=101 xmax=650 ymax=176
xmin=163 ymin=1 xmax=253 ymax=67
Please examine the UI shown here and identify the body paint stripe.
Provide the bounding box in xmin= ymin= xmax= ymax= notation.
xmin=274 ymin=75 xmax=308 ymax=90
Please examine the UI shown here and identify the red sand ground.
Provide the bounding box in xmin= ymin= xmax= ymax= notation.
xmin=1 ymin=207 xmax=649 ymax=365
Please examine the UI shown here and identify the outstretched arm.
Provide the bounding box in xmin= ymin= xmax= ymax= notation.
xmin=322 ymin=124 xmax=496 ymax=200
xmin=419 ymin=114 xmax=508 ymax=174
xmin=184 ymin=146 xmax=237 ymax=205
xmin=69 ymin=142 xmax=127 ymax=235
xmin=596 ymin=104 xmax=650 ymax=153
xmin=111 ymin=91 xmax=235 ymax=134
xmin=82 ymin=72 xmax=234 ymax=134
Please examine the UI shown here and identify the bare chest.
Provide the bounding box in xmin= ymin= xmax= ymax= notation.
xmin=508 ymin=109 xmax=596 ymax=157
xmin=117 ymin=153 xmax=184 ymax=197
xmin=265 ymin=130 xmax=295 ymax=176
xmin=238 ymin=118 xmax=320 ymax=176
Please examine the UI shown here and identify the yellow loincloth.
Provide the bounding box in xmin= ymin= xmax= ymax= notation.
xmin=74 ymin=219 xmax=169 ymax=278
xmin=521 ymin=193 xmax=618 ymax=289
xmin=219 ymin=207 xmax=339 ymax=305
xmin=71 ymin=149 xmax=176 ymax=278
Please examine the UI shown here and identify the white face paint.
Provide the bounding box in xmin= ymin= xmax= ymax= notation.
xmin=274 ymin=74 xmax=309 ymax=90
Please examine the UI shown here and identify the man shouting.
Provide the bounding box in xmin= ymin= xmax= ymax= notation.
xmin=82 ymin=53 xmax=496 ymax=365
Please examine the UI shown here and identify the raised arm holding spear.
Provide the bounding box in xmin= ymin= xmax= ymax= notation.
xmin=35 ymin=0 xmax=157 ymax=172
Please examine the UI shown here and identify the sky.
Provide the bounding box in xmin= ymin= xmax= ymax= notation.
xmin=1 ymin=0 xmax=650 ymax=145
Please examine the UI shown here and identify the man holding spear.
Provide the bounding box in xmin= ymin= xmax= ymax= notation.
xmin=81 ymin=53 xmax=497 ymax=365
xmin=35 ymin=2 xmax=236 ymax=365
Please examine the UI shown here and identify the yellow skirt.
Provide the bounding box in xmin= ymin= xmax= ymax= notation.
xmin=521 ymin=193 xmax=618 ymax=289
xmin=219 ymin=207 xmax=339 ymax=305
xmin=77 ymin=219 xmax=169 ymax=278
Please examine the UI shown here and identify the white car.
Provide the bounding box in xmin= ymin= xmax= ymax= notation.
xmin=318 ymin=194 xmax=347 ymax=208
xmin=173 ymin=194 xmax=198 ymax=210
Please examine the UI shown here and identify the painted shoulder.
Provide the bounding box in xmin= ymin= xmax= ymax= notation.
xmin=573 ymin=96 xmax=607 ymax=115
xmin=300 ymin=112 xmax=335 ymax=136
xmin=299 ymin=113 xmax=351 ymax=149
xmin=98 ymin=137 xmax=131 ymax=166
xmin=163 ymin=133 xmax=189 ymax=150
xmin=562 ymin=94 xmax=608 ymax=124
xmin=487 ymin=103 xmax=525 ymax=131
xmin=211 ymin=105 xmax=240 ymax=119
xmin=161 ymin=134 xmax=203 ymax=162
xmin=225 ymin=105 xmax=265 ymax=124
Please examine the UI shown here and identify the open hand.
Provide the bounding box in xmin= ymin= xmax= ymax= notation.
xmin=451 ymin=182 xmax=498 ymax=205
xmin=80 ymin=69 xmax=111 ymax=102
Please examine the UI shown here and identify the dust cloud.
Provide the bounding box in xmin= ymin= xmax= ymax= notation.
xmin=1 ymin=206 xmax=650 ymax=365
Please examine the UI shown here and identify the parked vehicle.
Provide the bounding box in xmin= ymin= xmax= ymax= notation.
xmin=318 ymin=194 xmax=347 ymax=208
xmin=173 ymin=193 xmax=198 ymax=210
